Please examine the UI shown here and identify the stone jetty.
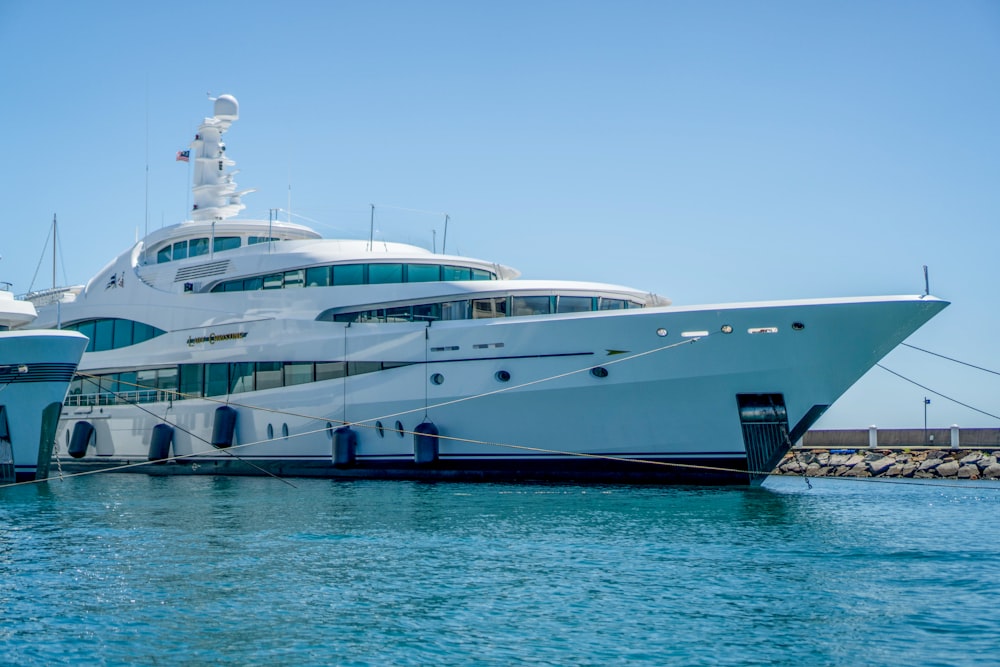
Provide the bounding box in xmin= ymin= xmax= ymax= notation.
xmin=774 ymin=449 xmax=1000 ymax=479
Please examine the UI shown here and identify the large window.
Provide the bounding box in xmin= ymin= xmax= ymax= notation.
xmin=66 ymin=318 xmax=165 ymax=352
xmin=368 ymin=264 xmax=403 ymax=284
xmin=210 ymin=262 xmax=497 ymax=293
xmin=65 ymin=359 xmax=413 ymax=406
xmin=320 ymin=293 xmax=641 ymax=324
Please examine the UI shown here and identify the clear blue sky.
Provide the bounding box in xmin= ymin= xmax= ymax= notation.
xmin=1 ymin=1 xmax=997 ymax=429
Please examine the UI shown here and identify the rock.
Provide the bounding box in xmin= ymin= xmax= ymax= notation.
xmin=782 ymin=460 xmax=804 ymax=474
xmin=806 ymin=463 xmax=824 ymax=476
xmin=914 ymin=470 xmax=935 ymax=478
xmin=960 ymin=452 xmax=982 ymax=466
xmin=981 ymin=463 xmax=1000 ymax=479
xmin=885 ymin=464 xmax=905 ymax=476
xmin=829 ymin=454 xmax=850 ymax=466
xmin=957 ymin=465 xmax=979 ymax=479
xmin=899 ymin=463 xmax=918 ymax=477
xmin=843 ymin=467 xmax=871 ymax=477
xmin=919 ymin=458 xmax=943 ymax=471
xmin=977 ymin=456 xmax=997 ymax=471
xmin=868 ymin=457 xmax=896 ymax=475
xmin=936 ymin=460 xmax=960 ymax=477
xmin=844 ymin=454 xmax=864 ymax=467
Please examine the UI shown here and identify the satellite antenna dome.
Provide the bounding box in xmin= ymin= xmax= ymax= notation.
xmin=214 ymin=94 xmax=239 ymax=121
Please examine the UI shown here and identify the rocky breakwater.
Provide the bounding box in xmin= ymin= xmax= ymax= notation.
xmin=775 ymin=449 xmax=1000 ymax=479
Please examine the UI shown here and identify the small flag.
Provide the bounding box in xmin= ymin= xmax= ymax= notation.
xmin=176 ymin=150 xmax=190 ymax=162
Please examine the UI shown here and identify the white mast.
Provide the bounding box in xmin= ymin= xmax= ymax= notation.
xmin=189 ymin=95 xmax=253 ymax=222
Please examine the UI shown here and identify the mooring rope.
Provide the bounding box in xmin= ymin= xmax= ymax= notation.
xmin=877 ymin=364 xmax=1000 ymax=422
xmin=7 ymin=335 xmax=999 ymax=492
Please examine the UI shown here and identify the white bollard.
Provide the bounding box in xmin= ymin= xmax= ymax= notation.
xmin=869 ymin=425 xmax=878 ymax=449
xmin=951 ymin=424 xmax=960 ymax=449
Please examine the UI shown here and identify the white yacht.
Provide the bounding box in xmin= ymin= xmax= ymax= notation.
xmin=28 ymin=95 xmax=947 ymax=484
xmin=0 ymin=285 xmax=87 ymax=482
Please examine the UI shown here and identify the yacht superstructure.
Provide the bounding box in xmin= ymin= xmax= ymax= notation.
xmin=28 ymin=95 xmax=947 ymax=484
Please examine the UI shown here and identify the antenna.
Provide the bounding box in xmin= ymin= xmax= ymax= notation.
xmin=369 ymin=204 xmax=375 ymax=251
xmin=923 ymin=265 xmax=930 ymax=296
xmin=442 ymin=214 xmax=449 ymax=254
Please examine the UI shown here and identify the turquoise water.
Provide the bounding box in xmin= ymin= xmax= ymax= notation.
xmin=2 ymin=475 xmax=998 ymax=666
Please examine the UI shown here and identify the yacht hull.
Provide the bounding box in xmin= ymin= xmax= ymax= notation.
xmin=54 ymin=295 xmax=946 ymax=485
xmin=0 ymin=330 xmax=87 ymax=482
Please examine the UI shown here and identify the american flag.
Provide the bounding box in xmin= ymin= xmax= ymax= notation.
xmin=176 ymin=150 xmax=190 ymax=162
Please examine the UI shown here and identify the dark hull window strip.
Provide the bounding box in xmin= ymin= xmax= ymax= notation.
xmin=0 ymin=363 xmax=79 ymax=384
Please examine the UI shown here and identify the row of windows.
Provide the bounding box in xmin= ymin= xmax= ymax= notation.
xmin=66 ymin=360 xmax=414 ymax=406
xmin=322 ymin=294 xmax=640 ymax=324
xmin=156 ymin=235 xmax=278 ymax=264
xmin=63 ymin=318 xmax=166 ymax=353
xmin=210 ymin=263 xmax=496 ymax=293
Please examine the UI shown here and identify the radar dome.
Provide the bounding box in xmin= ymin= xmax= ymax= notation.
xmin=214 ymin=94 xmax=239 ymax=121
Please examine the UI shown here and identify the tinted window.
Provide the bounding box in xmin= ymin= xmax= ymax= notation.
xmin=557 ymin=296 xmax=592 ymax=313
xmin=112 ymin=319 xmax=133 ymax=349
xmin=229 ymin=362 xmax=254 ymax=394
xmin=406 ymin=264 xmax=440 ymax=282
xmin=283 ymin=269 xmax=305 ymax=288
xmin=306 ymin=266 xmax=331 ymax=287
xmin=214 ymin=236 xmax=240 ymax=252
xmin=157 ymin=367 xmax=178 ymax=391
xmin=333 ymin=264 xmax=365 ymax=286
xmin=263 ymin=273 xmax=283 ymax=290
xmin=189 ymin=238 xmax=209 ymax=257
xmin=599 ymin=298 xmax=626 ymax=310
xmin=93 ymin=319 xmax=114 ymax=352
xmin=134 ymin=322 xmax=158 ymax=343
xmin=472 ymin=297 xmax=507 ymax=319
xmin=283 ymin=363 xmax=313 ymax=386
xmin=255 ymin=362 xmax=283 ymax=390
xmin=385 ymin=306 xmax=411 ymax=322
xmin=471 ymin=269 xmax=493 ymax=281
xmin=157 ymin=246 xmax=172 ymax=264
xmin=412 ymin=303 xmax=441 ymax=322
xmin=441 ymin=301 xmax=468 ymax=320
xmin=369 ymin=263 xmax=403 ymax=284
xmin=443 ymin=265 xmax=471 ymax=281
xmin=512 ymin=296 xmax=551 ymax=317
xmin=172 ymin=240 xmax=188 ymax=260
xmin=118 ymin=371 xmax=137 ymax=395
xmin=243 ymin=276 xmax=263 ymax=291
xmin=179 ymin=364 xmax=204 ymax=398
xmin=348 ymin=361 xmax=381 ymax=375
xmin=315 ymin=362 xmax=346 ymax=381
xmin=205 ymin=364 xmax=229 ymax=397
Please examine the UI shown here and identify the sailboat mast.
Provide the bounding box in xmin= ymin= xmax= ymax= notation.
xmin=52 ymin=214 xmax=57 ymax=290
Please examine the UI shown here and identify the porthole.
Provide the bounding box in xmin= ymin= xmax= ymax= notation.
xmin=656 ymin=328 xmax=668 ymax=337
xmin=430 ymin=373 xmax=444 ymax=385
xmin=267 ymin=423 xmax=274 ymax=440
xmin=376 ymin=421 xmax=385 ymax=437
xmin=495 ymin=370 xmax=511 ymax=382
xmin=721 ymin=324 xmax=733 ymax=334
xmin=591 ymin=366 xmax=609 ymax=378
xmin=395 ymin=420 xmax=404 ymax=437
xmin=792 ymin=322 xmax=805 ymax=331
xmin=281 ymin=423 xmax=289 ymax=439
